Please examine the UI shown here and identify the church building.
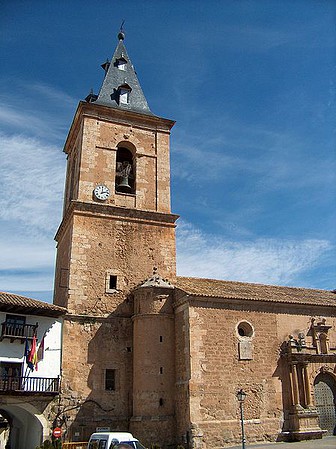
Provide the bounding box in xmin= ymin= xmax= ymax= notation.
xmin=53 ymin=31 xmax=336 ymax=448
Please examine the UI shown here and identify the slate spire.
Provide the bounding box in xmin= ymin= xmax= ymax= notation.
xmin=91 ymin=30 xmax=152 ymax=115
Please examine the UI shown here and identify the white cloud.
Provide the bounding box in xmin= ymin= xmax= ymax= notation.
xmin=0 ymin=80 xmax=76 ymax=141
xmin=176 ymin=221 xmax=333 ymax=287
xmin=0 ymin=133 xmax=65 ymax=235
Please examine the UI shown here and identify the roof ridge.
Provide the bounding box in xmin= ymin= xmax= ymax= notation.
xmin=176 ymin=276 xmax=334 ymax=294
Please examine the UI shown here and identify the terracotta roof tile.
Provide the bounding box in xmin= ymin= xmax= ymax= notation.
xmin=0 ymin=292 xmax=66 ymax=317
xmin=175 ymin=277 xmax=336 ymax=307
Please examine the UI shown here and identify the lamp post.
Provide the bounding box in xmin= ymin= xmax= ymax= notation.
xmin=237 ymin=389 xmax=247 ymax=449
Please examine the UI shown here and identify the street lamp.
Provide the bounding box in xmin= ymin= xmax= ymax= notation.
xmin=237 ymin=389 xmax=247 ymax=449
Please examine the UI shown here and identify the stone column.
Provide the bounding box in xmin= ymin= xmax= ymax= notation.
xmin=303 ymin=363 xmax=312 ymax=407
xmin=290 ymin=362 xmax=301 ymax=409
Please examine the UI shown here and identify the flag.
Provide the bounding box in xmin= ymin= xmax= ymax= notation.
xmin=37 ymin=334 xmax=45 ymax=362
xmin=28 ymin=335 xmax=38 ymax=371
xmin=24 ymin=337 xmax=30 ymax=363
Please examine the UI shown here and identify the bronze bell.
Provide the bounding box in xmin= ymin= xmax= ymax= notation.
xmin=117 ymin=176 xmax=132 ymax=192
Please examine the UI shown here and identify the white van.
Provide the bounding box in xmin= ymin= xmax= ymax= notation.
xmin=87 ymin=432 xmax=146 ymax=449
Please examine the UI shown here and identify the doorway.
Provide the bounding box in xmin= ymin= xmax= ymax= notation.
xmin=314 ymin=372 xmax=336 ymax=435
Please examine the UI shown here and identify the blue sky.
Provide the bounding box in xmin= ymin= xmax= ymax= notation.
xmin=0 ymin=0 xmax=335 ymax=302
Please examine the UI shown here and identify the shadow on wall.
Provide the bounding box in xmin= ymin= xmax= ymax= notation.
xmin=59 ymin=297 xmax=134 ymax=442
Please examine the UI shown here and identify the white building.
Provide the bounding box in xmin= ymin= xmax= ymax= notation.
xmin=0 ymin=292 xmax=65 ymax=449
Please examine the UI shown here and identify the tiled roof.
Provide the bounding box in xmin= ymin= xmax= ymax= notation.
xmin=94 ymin=35 xmax=153 ymax=115
xmin=175 ymin=277 xmax=336 ymax=307
xmin=0 ymin=292 xmax=66 ymax=317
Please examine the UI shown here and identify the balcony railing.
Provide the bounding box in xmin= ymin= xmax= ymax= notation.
xmin=0 ymin=376 xmax=60 ymax=394
xmin=0 ymin=322 xmax=38 ymax=342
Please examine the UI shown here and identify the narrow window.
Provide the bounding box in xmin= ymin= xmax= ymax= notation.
xmin=109 ymin=275 xmax=117 ymax=290
xmin=160 ymin=336 xmax=163 ymax=342
xmin=160 ymin=367 xmax=163 ymax=374
xmin=105 ymin=369 xmax=116 ymax=391
xmin=159 ymin=398 xmax=164 ymax=406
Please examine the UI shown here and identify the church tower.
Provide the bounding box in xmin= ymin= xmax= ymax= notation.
xmin=53 ymin=30 xmax=178 ymax=441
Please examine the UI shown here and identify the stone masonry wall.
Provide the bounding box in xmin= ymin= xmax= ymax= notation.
xmin=187 ymin=301 xmax=336 ymax=448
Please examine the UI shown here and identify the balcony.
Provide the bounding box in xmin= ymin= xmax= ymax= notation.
xmin=0 ymin=376 xmax=60 ymax=395
xmin=0 ymin=322 xmax=38 ymax=342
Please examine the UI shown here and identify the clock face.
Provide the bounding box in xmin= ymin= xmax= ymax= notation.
xmin=94 ymin=184 xmax=110 ymax=200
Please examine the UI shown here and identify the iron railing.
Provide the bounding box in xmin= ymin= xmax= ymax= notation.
xmin=0 ymin=375 xmax=60 ymax=394
xmin=0 ymin=322 xmax=38 ymax=341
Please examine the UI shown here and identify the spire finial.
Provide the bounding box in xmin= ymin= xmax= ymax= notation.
xmin=118 ymin=20 xmax=125 ymax=41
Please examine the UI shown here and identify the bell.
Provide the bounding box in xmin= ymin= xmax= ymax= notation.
xmin=117 ymin=176 xmax=132 ymax=192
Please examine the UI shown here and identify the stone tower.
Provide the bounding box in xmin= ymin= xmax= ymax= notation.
xmin=53 ymin=31 xmax=178 ymax=441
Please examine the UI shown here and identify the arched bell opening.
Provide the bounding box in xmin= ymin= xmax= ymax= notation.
xmin=313 ymin=371 xmax=336 ymax=435
xmin=115 ymin=145 xmax=135 ymax=194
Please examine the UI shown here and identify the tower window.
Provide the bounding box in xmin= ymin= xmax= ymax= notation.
xmin=116 ymin=57 xmax=127 ymax=70
xmin=160 ymin=367 xmax=163 ymax=374
xmin=118 ymin=83 xmax=132 ymax=105
xmin=105 ymin=369 xmax=116 ymax=391
xmin=160 ymin=336 xmax=163 ymax=342
xmin=159 ymin=398 xmax=164 ymax=406
xmin=109 ymin=275 xmax=117 ymax=290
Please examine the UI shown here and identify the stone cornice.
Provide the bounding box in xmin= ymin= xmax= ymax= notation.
xmin=55 ymin=201 xmax=179 ymax=241
xmin=64 ymin=101 xmax=175 ymax=155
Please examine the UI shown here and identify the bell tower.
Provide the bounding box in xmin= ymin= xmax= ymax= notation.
xmin=53 ymin=30 xmax=178 ymax=438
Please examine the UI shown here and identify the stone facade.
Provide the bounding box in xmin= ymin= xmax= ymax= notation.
xmin=53 ymin=38 xmax=336 ymax=448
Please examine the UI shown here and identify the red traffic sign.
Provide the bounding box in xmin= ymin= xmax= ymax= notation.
xmin=53 ymin=427 xmax=62 ymax=438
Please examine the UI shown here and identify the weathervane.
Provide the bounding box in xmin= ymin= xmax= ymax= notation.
xmin=118 ymin=20 xmax=125 ymax=40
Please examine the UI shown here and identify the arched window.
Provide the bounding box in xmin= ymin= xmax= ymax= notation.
xmin=115 ymin=147 xmax=135 ymax=194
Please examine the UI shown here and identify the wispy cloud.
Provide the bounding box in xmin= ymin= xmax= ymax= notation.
xmin=0 ymin=133 xmax=65 ymax=234
xmin=0 ymin=80 xmax=76 ymax=142
xmin=176 ymin=221 xmax=333 ymax=288
xmin=0 ymin=231 xmax=56 ymax=292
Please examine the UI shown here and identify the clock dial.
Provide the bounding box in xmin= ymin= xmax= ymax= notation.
xmin=94 ymin=184 xmax=110 ymax=200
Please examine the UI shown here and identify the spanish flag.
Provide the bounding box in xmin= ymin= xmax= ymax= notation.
xmin=28 ymin=335 xmax=38 ymax=371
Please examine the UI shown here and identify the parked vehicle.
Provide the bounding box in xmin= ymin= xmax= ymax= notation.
xmin=87 ymin=432 xmax=146 ymax=449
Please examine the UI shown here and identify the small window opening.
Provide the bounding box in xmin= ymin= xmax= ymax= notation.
xmin=160 ymin=367 xmax=163 ymax=374
xmin=120 ymin=89 xmax=130 ymax=104
xmin=116 ymin=57 xmax=127 ymax=70
xmin=109 ymin=275 xmax=117 ymax=290
xmin=160 ymin=336 xmax=163 ymax=342
xmin=105 ymin=369 xmax=116 ymax=391
xmin=237 ymin=321 xmax=254 ymax=338
xmin=159 ymin=398 xmax=164 ymax=406
xmin=118 ymin=84 xmax=131 ymax=105
xmin=126 ymin=347 xmax=132 ymax=353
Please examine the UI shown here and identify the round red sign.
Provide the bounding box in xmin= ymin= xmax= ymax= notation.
xmin=53 ymin=427 xmax=62 ymax=438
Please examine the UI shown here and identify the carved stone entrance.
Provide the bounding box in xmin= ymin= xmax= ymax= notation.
xmin=280 ymin=318 xmax=336 ymax=441
xmin=314 ymin=372 xmax=336 ymax=435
